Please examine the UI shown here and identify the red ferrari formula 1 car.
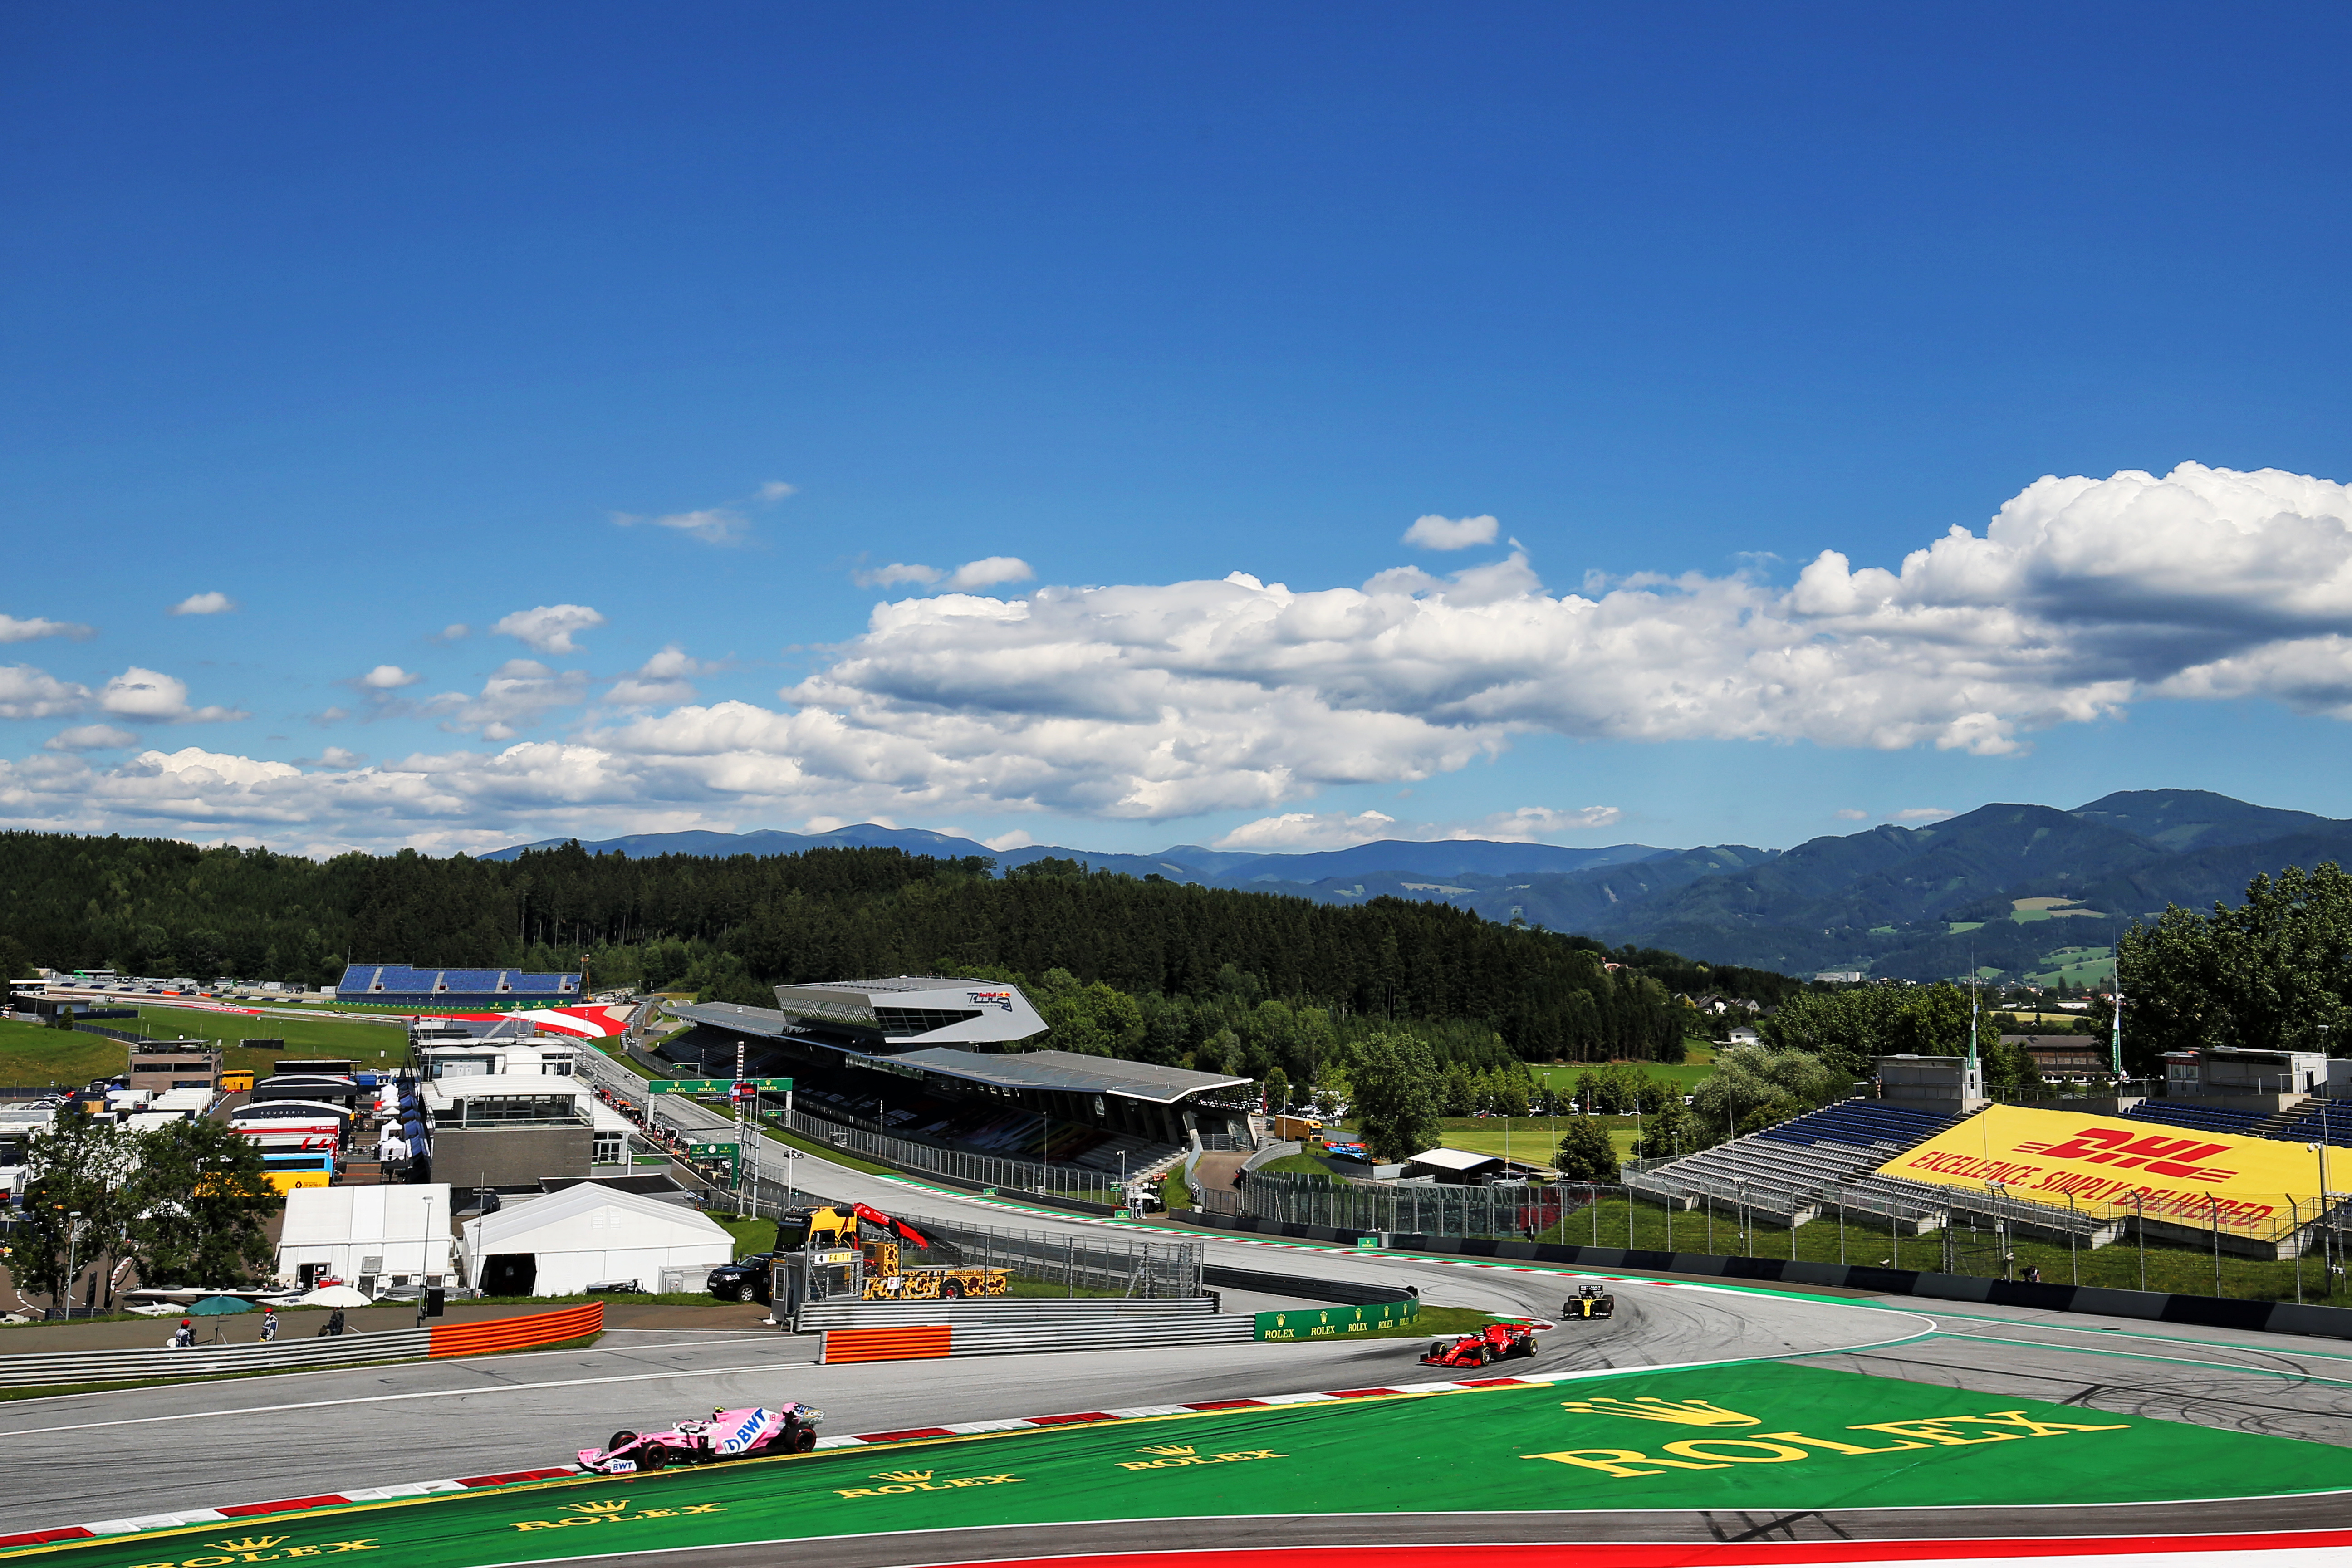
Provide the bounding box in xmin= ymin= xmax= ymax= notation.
xmin=577 ymin=1404 xmax=822 ymax=1474
xmin=1418 ymin=1318 xmax=1549 ymax=1367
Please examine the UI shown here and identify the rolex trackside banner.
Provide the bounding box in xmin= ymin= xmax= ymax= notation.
xmin=1873 ymin=1103 xmax=2325 ymax=1231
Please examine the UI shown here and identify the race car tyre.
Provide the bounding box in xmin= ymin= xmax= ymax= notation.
xmin=733 ymin=1283 xmax=758 ymax=1302
xmin=941 ymin=1279 xmax=964 ymax=1300
xmin=792 ymin=1428 xmax=817 ymax=1453
xmin=607 ymin=1431 xmax=637 ymax=1454
xmin=639 ymin=1445 xmax=668 ymax=1472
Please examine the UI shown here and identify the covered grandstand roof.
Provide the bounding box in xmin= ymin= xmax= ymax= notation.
xmin=892 ymin=1046 xmax=1250 ymax=1105
xmin=668 ymin=999 xmax=1249 ymax=1105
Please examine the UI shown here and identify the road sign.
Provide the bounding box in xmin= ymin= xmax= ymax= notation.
xmin=687 ymin=1142 xmax=739 ymax=1158
xmin=648 ymin=1077 xmax=794 ymax=1095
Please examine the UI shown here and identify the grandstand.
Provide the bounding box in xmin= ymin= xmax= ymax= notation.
xmin=2274 ymin=1097 xmax=2352 ymax=1149
xmin=1626 ymin=1099 xmax=1963 ymax=1225
xmin=336 ymin=963 xmax=580 ymax=1007
xmin=2117 ymin=1098 xmax=2272 ymax=1138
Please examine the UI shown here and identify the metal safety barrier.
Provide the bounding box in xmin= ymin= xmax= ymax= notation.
xmin=818 ymin=1315 xmax=1254 ymax=1364
xmin=0 ymin=1303 xmax=605 ymax=1391
xmin=798 ymin=1297 xmax=1219 ymax=1330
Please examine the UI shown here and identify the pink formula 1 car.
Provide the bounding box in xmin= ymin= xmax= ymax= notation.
xmin=577 ymin=1404 xmax=823 ymax=1473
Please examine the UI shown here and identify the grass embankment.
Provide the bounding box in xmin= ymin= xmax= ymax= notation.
xmin=1530 ymin=1193 xmax=2346 ymax=1305
xmin=0 ymin=1007 xmax=405 ymax=1089
xmin=1314 ymin=1115 xmax=1646 ymax=1169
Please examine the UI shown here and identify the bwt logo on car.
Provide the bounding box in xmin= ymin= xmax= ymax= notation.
xmin=967 ymin=991 xmax=1016 ymax=1012
xmin=715 ymin=1410 xmax=770 ymax=1454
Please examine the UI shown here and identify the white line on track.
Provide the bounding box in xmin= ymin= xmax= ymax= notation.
xmin=0 ymin=1334 xmax=811 ymax=1413
xmin=0 ymin=1358 xmax=804 ymax=1439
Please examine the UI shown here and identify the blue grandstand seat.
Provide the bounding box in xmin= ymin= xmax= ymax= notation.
xmin=2119 ymin=1099 xmax=2269 ymax=1137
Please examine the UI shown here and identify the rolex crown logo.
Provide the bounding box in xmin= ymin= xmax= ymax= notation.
xmin=564 ymin=1500 xmax=633 ymax=1515
xmin=872 ymin=1470 xmax=934 ymax=1484
xmin=1558 ymin=1396 xmax=1759 ymax=1427
xmin=1137 ymin=1444 xmax=1198 ymax=1458
xmin=210 ymin=1537 xmax=290 ymax=1552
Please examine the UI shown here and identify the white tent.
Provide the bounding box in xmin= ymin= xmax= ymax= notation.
xmin=278 ymin=1184 xmax=455 ymax=1292
xmin=460 ymin=1181 xmax=731 ymax=1297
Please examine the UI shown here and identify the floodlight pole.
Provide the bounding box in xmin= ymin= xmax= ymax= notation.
xmin=2110 ymin=954 xmax=2126 ymax=1079
xmin=63 ymin=1210 xmax=83 ymax=1318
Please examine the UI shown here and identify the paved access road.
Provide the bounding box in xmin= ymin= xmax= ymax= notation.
xmin=2 ymin=1141 xmax=2348 ymax=1536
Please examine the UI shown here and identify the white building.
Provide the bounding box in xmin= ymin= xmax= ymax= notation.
xmin=418 ymin=1035 xmax=637 ymax=1166
xmin=460 ymin=1181 xmax=732 ymax=1296
xmin=278 ymin=1183 xmax=457 ymax=1294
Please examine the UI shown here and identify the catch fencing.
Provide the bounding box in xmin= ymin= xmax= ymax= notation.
xmin=899 ymin=1213 xmax=1204 ymax=1298
xmin=1240 ymin=1170 xmax=1569 ymax=1239
xmin=781 ymin=1107 xmax=1124 ymax=1205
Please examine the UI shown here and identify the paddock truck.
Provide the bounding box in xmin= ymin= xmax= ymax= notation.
xmin=1418 ymin=1318 xmax=1547 ymax=1367
xmin=578 ymin=1404 xmax=822 ymax=1474
xmin=1562 ymin=1282 xmax=1617 ymax=1319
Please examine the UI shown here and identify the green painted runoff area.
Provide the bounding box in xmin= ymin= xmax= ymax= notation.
xmin=21 ymin=1363 xmax=2349 ymax=1568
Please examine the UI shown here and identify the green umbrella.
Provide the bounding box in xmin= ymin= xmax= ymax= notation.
xmin=186 ymin=1294 xmax=253 ymax=1316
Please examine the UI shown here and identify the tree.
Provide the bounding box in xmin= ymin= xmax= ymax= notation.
xmin=1553 ymin=1116 xmax=1620 ymax=1182
xmin=1760 ymin=984 xmax=1972 ymax=1080
xmin=2116 ymin=863 xmax=2352 ymax=1072
xmin=14 ymin=1115 xmax=137 ymax=1307
xmin=127 ymin=1120 xmax=283 ymax=1287
xmin=1690 ymin=1046 xmax=1838 ymax=1141
xmin=1632 ymin=1090 xmax=1692 ymax=1160
xmin=1263 ymin=1065 xmax=1290 ymax=1115
xmin=1348 ymin=1031 xmax=1441 ymax=1163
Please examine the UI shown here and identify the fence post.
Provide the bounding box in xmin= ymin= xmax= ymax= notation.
xmin=2293 ymin=1196 xmax=2303 ymax=1304
xmin=2210 ymin=1192 xmax=2222 ymax=1297
xmin=2136 ymin=1192 xmax=2147 ymax=1293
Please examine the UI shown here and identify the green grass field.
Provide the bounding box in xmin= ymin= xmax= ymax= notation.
xmin=0 ymin=1018 xmax=128 ymax=1088
xmin=1532 ymin=1045 xmax=1715 ymax=1097
xmin=0 ymin=1004 xmax=409 ymax=1089
xmin=1316 ymin=1115 xmax=1645 ymax=1169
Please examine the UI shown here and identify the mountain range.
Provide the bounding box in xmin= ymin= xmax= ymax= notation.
xmin=489 ymin=789 xmax=2352 ymax=984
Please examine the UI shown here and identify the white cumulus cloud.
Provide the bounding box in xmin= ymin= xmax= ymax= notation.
xmin=1401 ymin=513 xmax=1501 ymax=550
xmin=99 ymin=667 xmax=245 ymax=723
xmin=170 ymin=592 xmax=236 ymax=616
xmin=425 ymin=659 xmax=592 ymax=741
xmin=1214 ymin=811 xmax=1399 ymax=851
xmin=358 ymin=665 xmax=422 ymax=690
xmin=492 ymin=604 xmax=605 ymax=656
xmin=1212 ymin=804 xmax=1620 ymax=851
xmin=0 ymin=613 xmax=93 ymax=643
xmin=45 ymin=724 xmax=137 ymax=751
xmin=613 ymin=481 xmax=794 ymax=546
xmin=605 ymin=646 xmax=710 ymax=710
xmin=0 ymin=665 xmax=92 ymax=720
xmin=1890 ymin=807 xmax=1957 ymax=822
xmin=856 ymin=558 xmax=1037 ymax=593
xmin=8 ymin=464 xmax=2352 ymax=854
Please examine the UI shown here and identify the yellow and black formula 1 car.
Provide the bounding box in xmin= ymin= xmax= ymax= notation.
xmin=1560 ymin=1283 xmax=1617 ymax=1320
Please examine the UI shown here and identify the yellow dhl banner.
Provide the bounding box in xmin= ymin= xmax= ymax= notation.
xmin=1873 ymin=1102 xmax=2326 ymax=1232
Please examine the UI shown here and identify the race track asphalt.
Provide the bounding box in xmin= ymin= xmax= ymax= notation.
xmin=2 ymin=1142 xmax=2348 ymax=1539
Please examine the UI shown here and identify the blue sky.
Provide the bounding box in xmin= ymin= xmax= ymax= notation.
xmin=5 ymin=3 xmax=2351 ymax=858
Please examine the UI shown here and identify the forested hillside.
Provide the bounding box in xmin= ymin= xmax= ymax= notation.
xmin=0 ymin=832 xmax=1703 ymax=1066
